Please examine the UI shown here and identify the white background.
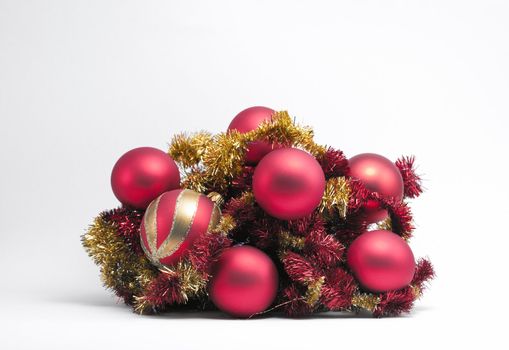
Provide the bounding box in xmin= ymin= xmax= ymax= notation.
xmin=1 ymin=0 xmax=508 ymax=349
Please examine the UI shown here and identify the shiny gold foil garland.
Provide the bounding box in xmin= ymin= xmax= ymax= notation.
xmin=169 ymin=111 xmax=327 ymax=192
xmin=351 ymin=293 xmax=381 ymax=312
xmin=376 ymin=217 xmax=393 ymax=231
xmin=305 ymin=276 xmax=326 ymax=306
xmin=169 ymin=131 xmax=214 ymax=168
xmin=82 ymin=216 xmax=158 ymax=299
xmin=209 ymin=214 xmax=236 ymax=235
xmin=319 ymin=176 xmax=351 ymax=218
xmin=278 ymin=231 xmax=306 ymax=251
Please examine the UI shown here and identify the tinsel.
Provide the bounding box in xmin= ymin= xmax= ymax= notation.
xmin=82 ymin=213 xmax=158 ymax=304
xmin=319 ymin=147 xmax=349 ymax=179
xmin=395 ymin=156 xmax=423 ymax=198
xmin=82 ymin=110 xmax=434 ymax=318
xmin=168 ymin=111 xmax=326 ymax=193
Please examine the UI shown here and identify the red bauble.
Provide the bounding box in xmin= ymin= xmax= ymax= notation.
xmin=348 ymin=153 xmax=404 ymax=223
xmin=140 ymin=189 xmax=221 ymax=267
xmin=111 ymin=147 xmax=180 ymax=209
xmin=227 ymin=106 xmax=279 ymax=164
xmin=347 ymin=230 xmax=415 ymax=292
xmin=253 ymin=148 xmax=325 ymax=220
xmin=209 ymin=246 xmax=278 ymax=317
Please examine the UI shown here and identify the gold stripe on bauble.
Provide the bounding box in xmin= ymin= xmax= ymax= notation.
xmin=143 ymin=194 xmax=162 ymax=259
xmin=156 ymin=189 xmax=201 ymax=260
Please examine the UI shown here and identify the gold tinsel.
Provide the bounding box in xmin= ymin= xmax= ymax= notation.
xmin=82 ymin=216 xmax=157 ymax=297
xmin=351 ymin=293 xmax=381 ymax=312
xmin=210 ymin=214 xmax=237 ymax=235
xmin=278 ymin=231 xmax=306 ymax=251
xmin=246 ymin=111 xmax=326 ymax=157
xmin=305 ymin=276 xmax=325 ymax=306
xmin=319 ymin=176 xmax=350 ymax=218
xmin=237 ymin=191 xmax=256 ymax=204
xmin=170 ymin=261 xmax=208 ymax=301
xmin=168 ymin=111 xmax=327 ymax=192
xmin=201 ymin=130 xmax=249 ymax=190
xmin=169 ymin=131 xmax=213 ymax=168
xmin=375 ymin=216 xmax=413 ymax=242
xmin=180 ymin=170 xmax=209 ymax=193
xmin=411 ymin=285 xmax=422 ymax=299
xmin=376 ymin=216 xmax=393 ymax=231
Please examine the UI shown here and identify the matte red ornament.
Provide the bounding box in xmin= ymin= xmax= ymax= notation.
xmin=140 ymin=189 xmax=221 ymax=267
xmin=347 ymin=230 xmax=415 ymax=292
xmin=111 ymin=147 xmax=180 ymax=209
xmin=348 ymin=153 xmax=404 ymax=223
xmin=209 ymin=245 xmax=278 ymax=317
xmin=227 ymin=106 xmax=279 ymax=164
xmin=253 ymin=148 xmax=325 ymax=220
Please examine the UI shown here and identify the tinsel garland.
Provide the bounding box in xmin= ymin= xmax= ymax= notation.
xmin=82 ymin=111 xmax=434 ymax=317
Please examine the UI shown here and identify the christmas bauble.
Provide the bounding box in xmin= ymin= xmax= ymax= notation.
xmin=347 ymin=230 xmax=415 ymax=292
xmin=209 ymin=246 xmax=278 ymax=317
xmin=140 ymin=189 xmax=221 ymax=267
xmin=227 ymin=106 xmax=279 ymax=164
xmin=253 ymin=148 xmax=325 ymax=220
xmin=111 ymin=147 xmax=180 ymax=209
xmin=348 ymin=153 xmax=404 ymax=223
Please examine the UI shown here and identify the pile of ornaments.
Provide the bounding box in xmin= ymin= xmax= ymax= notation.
xmin=83 ymin=106 xmax=433 ymax=318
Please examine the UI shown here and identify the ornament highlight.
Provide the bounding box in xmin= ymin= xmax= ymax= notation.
xmin=228 ymin=106 xmax=279 ymax=164
xmin=253 ymin=148 xmax=325 ymax=220
xmin=140 ymin=189 xmax=221 ymax=267
xmin=111 ymin=147 xmax=180 ymax=209
xmin=348 ymin=153 xmax=404 ymax=223
xmin=347 ymin=230 xmax=415 ymax=292
xmin=209 ymin=245 xmax=278 ymax=317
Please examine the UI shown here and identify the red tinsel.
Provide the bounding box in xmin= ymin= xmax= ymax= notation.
xmin=373 ymin=287 xmax=416 ymax=317
xmin=281 ymin=283 xmax=313 ymax=316
xmin=231 ymin=166 xmax=255 ymax=193
xmin=142 ymin=271 xmax=185 ymax=309
xmin=304 ymin=229 xmax=345 ymax=267
xmin=412 ymin=258 xmax=435 ymax=288
xmin=186 ymin=232 xmax=232 ymax=275
xmin=287 ymin=213 xmax=325 ymax=237
xmin=282 ymin=251 xmax=322 ymax=284
xmin=346 ymin=178 xmax=372 ymax=212
xmin=223 ymin=195 xmax=258 ymax=224
xmin=249 ymin=225 xmax=278 ymax=249
xmin=101 ymin=207 xmax=144 ymax=255
xmin=320 ymin=268 xmax=357 ymax=310
xmin=385 ymin=199 xmax=415 ymax=239
xmin=328 ymin=212 xmax=369 ymax=247
xmin=319 ymin=147 xmax=349 ymax=179
xmin=395 ymin=156 xmax=423 ymax=198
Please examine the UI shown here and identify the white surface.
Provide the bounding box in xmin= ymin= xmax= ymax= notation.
xmin=1 ymin=0 xmax=508 ymax=349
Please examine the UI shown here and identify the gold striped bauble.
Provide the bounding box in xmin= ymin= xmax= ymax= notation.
xmin=140 ymin=189 xmax=221 ymax=267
